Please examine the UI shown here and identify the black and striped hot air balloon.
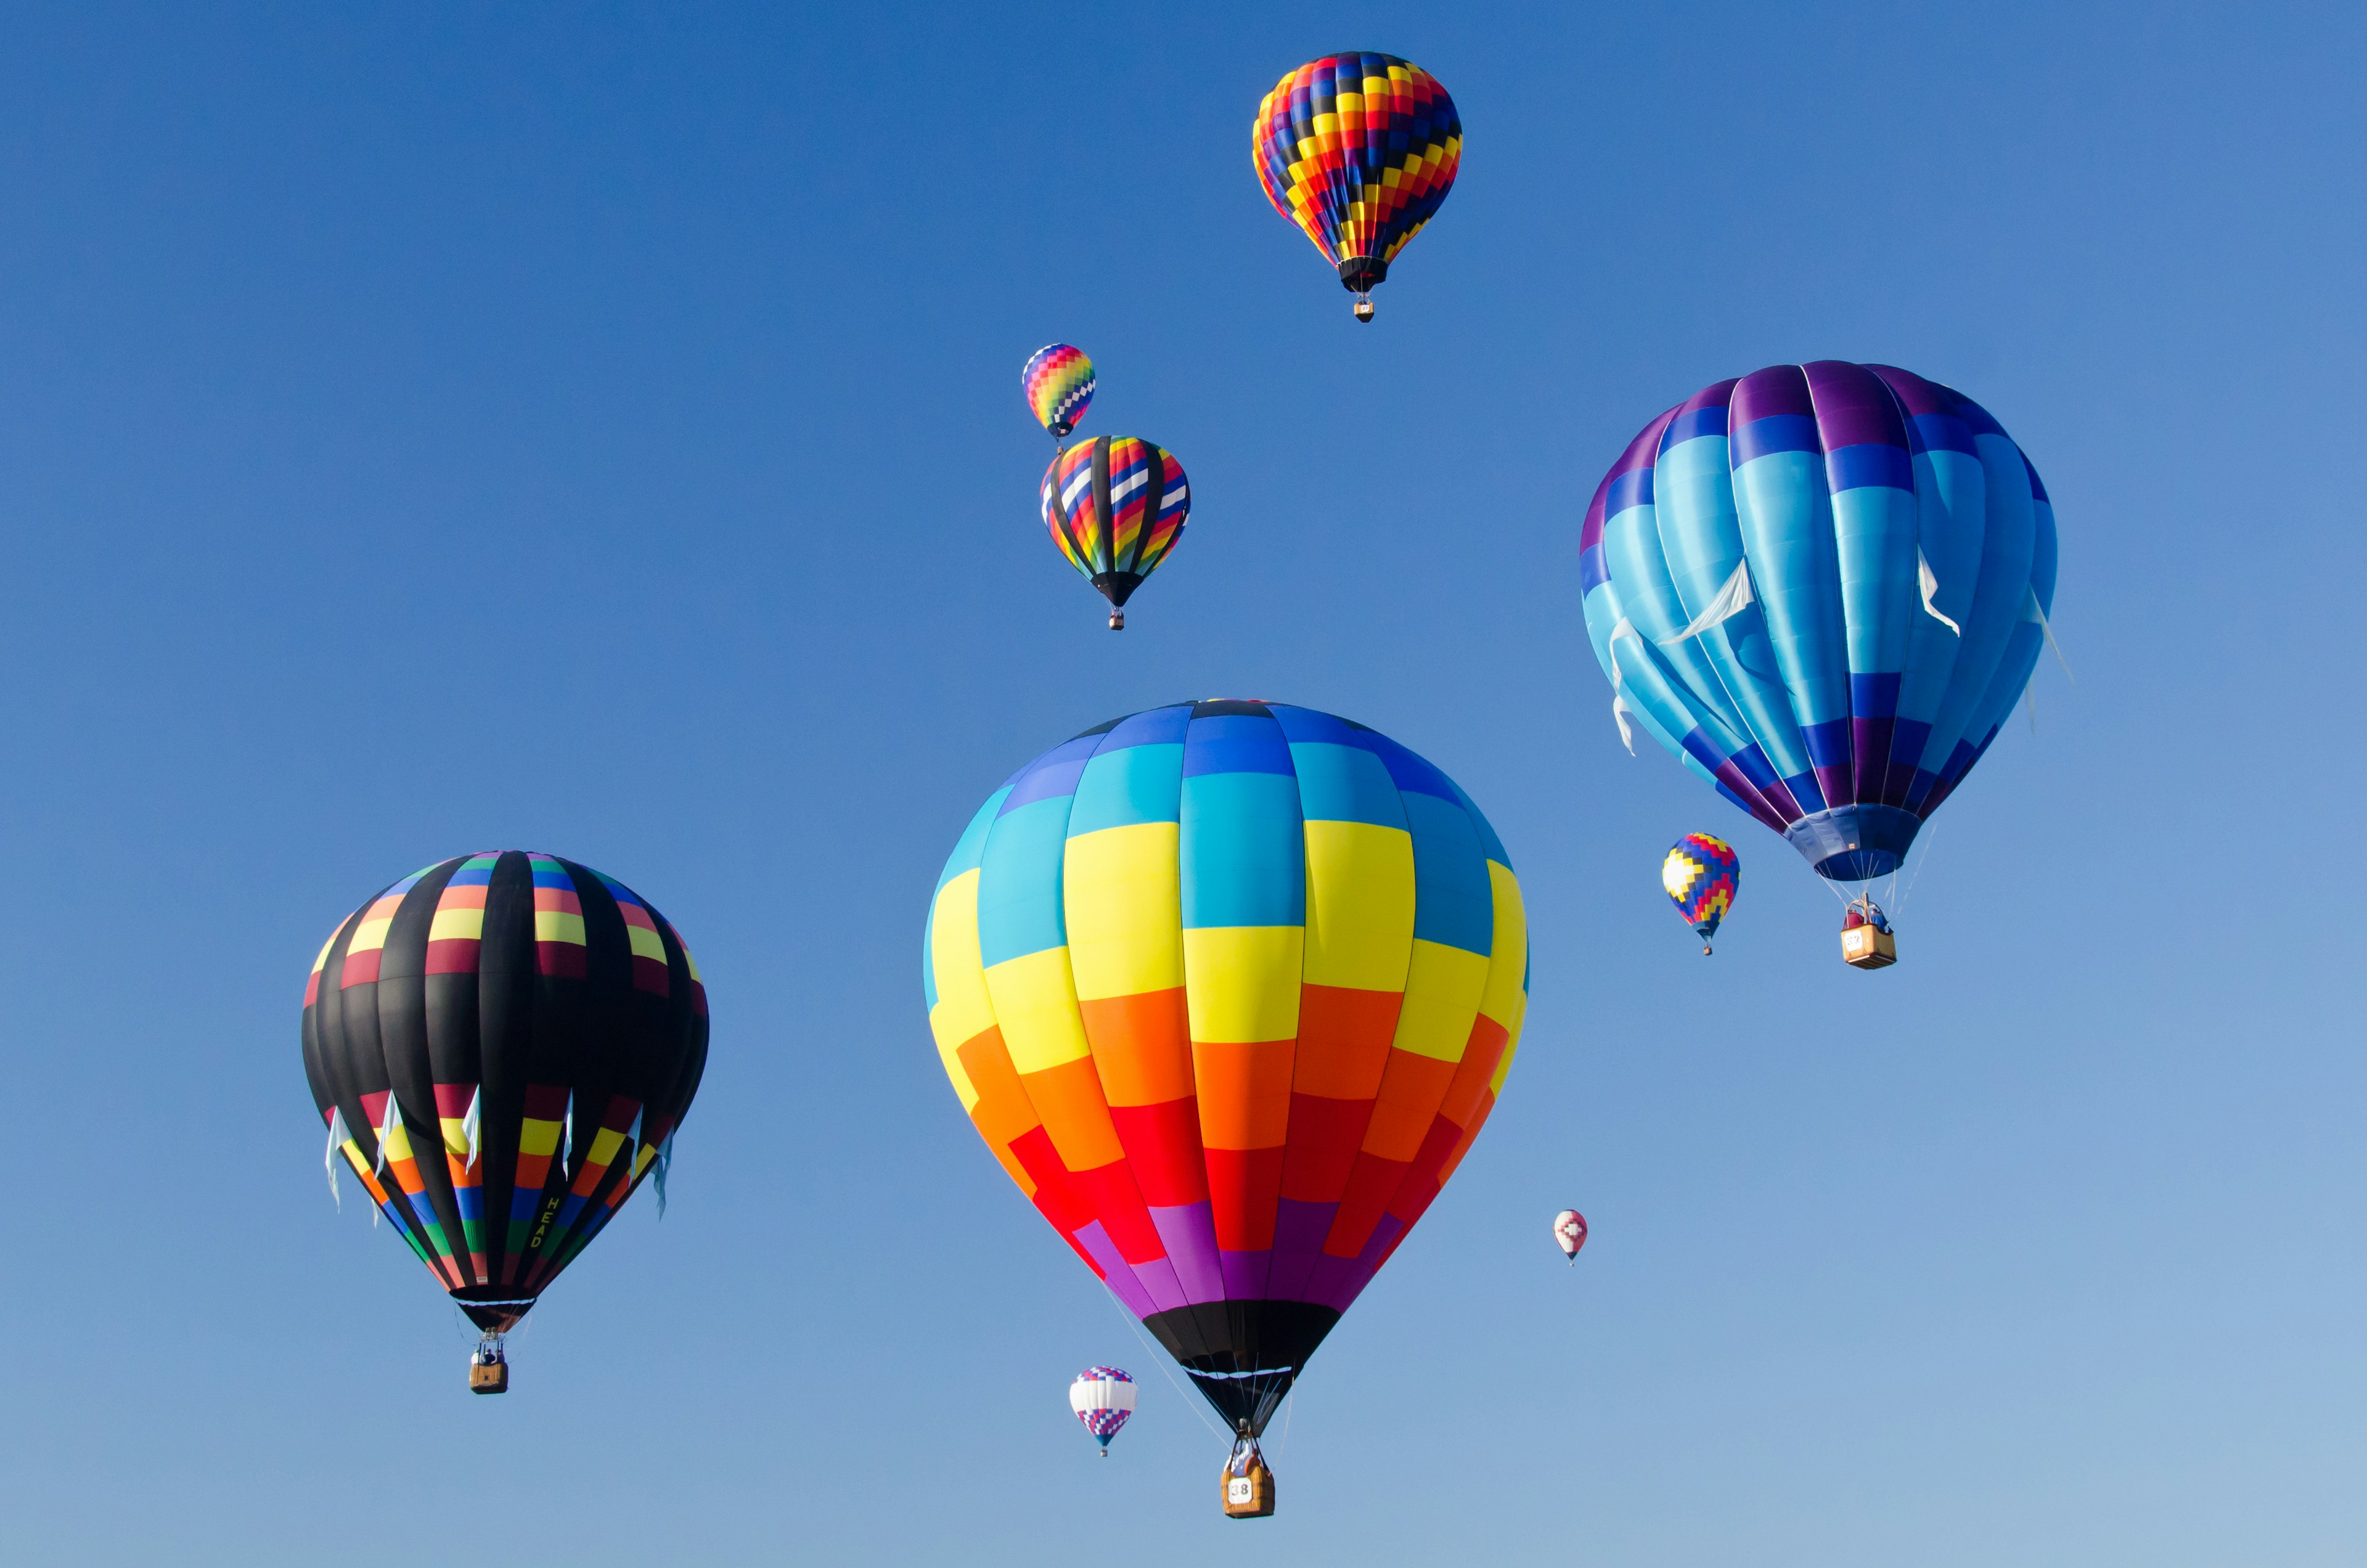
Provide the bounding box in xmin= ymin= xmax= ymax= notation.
xmin=301 ymin=851 xmax=708 ymax=1390
xmin=1040 ymin=435 xmax=1191 ymax=630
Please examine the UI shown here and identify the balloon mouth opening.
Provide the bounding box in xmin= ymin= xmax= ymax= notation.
xmin=1785 ymin=806 xmax=1918 ymax=881
xmin=1090 ymin=571 xmax=1144 ymax=608
xmin=452 ymin=1291 xmax=539 ymax=1335
xmin=1336 ymin=256 xmax=1388 ymax=292
xmin=1815 ymin=849 xmax=1904 ymax=880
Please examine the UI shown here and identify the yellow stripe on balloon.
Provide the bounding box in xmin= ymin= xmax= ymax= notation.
xmin=428 ymin=907 xmax=484 ymax=942
xmin=1476 ymin=862 xmax=1529 ymax=1031
xmin=983 ymin=946 xmax=1092 ymax=1075
xmin=1391 ymin=939 xmax=1490 ymax=1062
xmin=1301 ymin=821 xmax=1414 ymax=994
xmin=1182 ymin=926 xmax=1304 ymax=1043
xmin=926 ymin=871 xmax=997 ymax=1056
xmin=534 ymin=910 xmax=586 ymax=944
xmin=1062 ymin=823 xmax=1183 ymax=1001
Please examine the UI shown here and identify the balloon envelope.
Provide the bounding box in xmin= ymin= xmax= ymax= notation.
xmin=1040 ymin=436 xmax=1190 ymax=613
xmin=1023 ymin=343 xmax=1095 ymax=439
xmin=1583 ymin=362 xmax=2059 ymax=880
xmin=1663 ymin=833 xmax=1739 ymax=944
xmin=1070 ymin=1365 xmax=1137 ymax=1449
xmin=925 ymin=701 xmax=1528 ymax=1437
xmin=1253 ymin=53 xmax=1460 ymax=298
xmin=1553 ymin=1209 xmax=1587 ymax=1260
xmin=302 ymin=851 xmax=708 ymax=1333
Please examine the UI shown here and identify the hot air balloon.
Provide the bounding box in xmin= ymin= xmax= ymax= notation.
xmin=1041 ymin=435 xmax=1190 ymax=629
xmin=1023 ymin=344 xmax=1095 ymax=446
xmin=1553 ymin=1208 xmax=1587 ymax=1265
xmin=1663 ymin=834 xmax=1739 ymax=955
xmin=1070 ymin=1366 xmax=1137 ymax=1454
xmin=1582 ymin=363 xmax=2062 ymax=963
xmin=303 ymin=851 xmax=708 ymax=1390
xmin=923 ymin=700 xmax=1526 ymax=1514
xmin=1253 ymin=53 xmax=1460 ymax=323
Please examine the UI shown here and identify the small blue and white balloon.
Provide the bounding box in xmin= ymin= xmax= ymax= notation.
xmin=1069 ymin=1366 xmax=1136 ymax=1454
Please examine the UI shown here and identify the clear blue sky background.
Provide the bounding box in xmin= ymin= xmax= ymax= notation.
xmin=1 ymin=4 xmax=2359 ymax=1563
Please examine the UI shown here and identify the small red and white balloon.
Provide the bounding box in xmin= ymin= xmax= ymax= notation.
xmin=1069 ymin=1366 xmax=1136 ymax=1455
xmin=1553 ymin=1209 xmax=1588 ymax=1266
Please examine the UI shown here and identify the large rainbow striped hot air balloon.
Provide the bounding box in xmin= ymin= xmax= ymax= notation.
xmin=1583 ymin=362 xmax=2062 ymax=931
xmin=1253 ymin=52 xmax=1461 ymax=322
xmin=923 ymin=701 xmax=1526 ymax=1509
xmin=1040 ymin=435 xmax=1190 ymax=629
xmin=303 ymin=851 xmax=708 ymax=1389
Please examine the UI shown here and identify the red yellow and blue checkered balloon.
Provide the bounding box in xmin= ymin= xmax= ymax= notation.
xmin=1252 ymin=52 xmax=1460 ymax=320
xmin=1022 ymin=343 xmax=1095 ymax=440
xmin=1663 ymin=833 xmax=1739 ymax=952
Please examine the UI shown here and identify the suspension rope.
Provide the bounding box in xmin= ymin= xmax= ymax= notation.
xmin=1098 ymin=1287 xmax=1229 ymax=1445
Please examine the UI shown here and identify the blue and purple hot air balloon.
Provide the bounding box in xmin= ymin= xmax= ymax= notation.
xmin=1582 ymin=362 xmax=2061 ymax=886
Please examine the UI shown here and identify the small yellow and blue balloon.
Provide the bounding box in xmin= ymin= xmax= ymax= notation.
xmin=1021 ymin=343 xmax=1095 ymax=441
xmin=1664 ymin=833 xmax=1739 ymax=954
xmin=1040 ymin=435 xmax=1189 ymax=629
xmin=1253 ymin=52 xmax=1460 ymax=322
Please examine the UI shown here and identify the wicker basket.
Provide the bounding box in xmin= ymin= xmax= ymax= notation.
xmin=1222 ymin=1456 xmax=1275 ymax=1518
xmin=1840 ymin=926 xmax=1897 ymax=970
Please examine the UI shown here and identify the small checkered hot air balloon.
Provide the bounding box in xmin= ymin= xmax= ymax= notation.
xmin=1070 ymin=1366 xmax=1137 ymax=1454
xmin=1253 ymin=53 xmax=1460 ymax=323
xmin=1040 ymin=435 xmax=1190 ymax=629
xmin=1663 ymin=833 xmax=1739 ymax=955
xmin=1553 ymin=1209 xmax=1587 ymax=1265
xmin=303 ymin=852 xmax=708 ymax=1392
xmin=1022 ymin=343 xmax=1095 ymax=446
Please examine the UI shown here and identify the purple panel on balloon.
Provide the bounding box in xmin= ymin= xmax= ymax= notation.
xmin=1127 ymin=1253 xmax=1190 ymax=1316
xmin=1731 ymin=363 xmax=1817 ymax=424
xmin=1804 ymin=359 xmax=1908 ymax=451
xmin=1216 ymin=1247 xmax=1270 ymax=1301
xmin=1076 ymin=1222 xmax=1158 ymax=1321
xmin=1149 ymin=1202 xmax=1225 ymax=1304
xmin=1264 ymin=1198 xmax=1339 ymax=1302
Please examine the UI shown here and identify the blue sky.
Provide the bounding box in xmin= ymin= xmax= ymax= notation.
xmin=1 ymin=3 xmax=2360 ymax=1563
